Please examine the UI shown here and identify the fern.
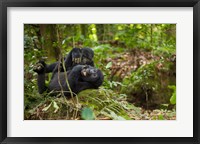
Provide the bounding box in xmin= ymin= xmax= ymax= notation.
xmin=78 ymin=88 xmax=131 ymax=120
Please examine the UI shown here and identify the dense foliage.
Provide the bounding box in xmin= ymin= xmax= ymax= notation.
xmin=24 ymin=24 xmax=176 ymax=120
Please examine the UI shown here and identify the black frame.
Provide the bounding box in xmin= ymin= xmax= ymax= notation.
xmin=0 ymin=0 xmax=199 ymax=144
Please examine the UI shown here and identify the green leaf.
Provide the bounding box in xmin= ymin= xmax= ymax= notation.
xmin=62 ymin=39 xmax=66 ymax=45
xmin=158 ymin=114 xmax=164 ymax=120
xmin=53 ymin=101 xmax=59 ymax=113
xmin=105 ymin=62 xmax=112 ymax=69
xmin=42 ymin=102 xmax=52 ymax=112
xmin=81 ymin=107 xmax=95 ymax=120
xmin=136 ymin=24 xmax=142 ymax=29
xmin=113 ymin=81 xmax=117 ymax=87
xmin=168 ymin=85 xmax=176 ymax=104
xmin=110 ymin=111 xmax=126 ymax=120
xmin=170 ymin=93 xmax=176 ymax=105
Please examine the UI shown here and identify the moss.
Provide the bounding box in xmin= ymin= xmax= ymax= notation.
xmin=121 ymin=60 xmax=176 ymax=109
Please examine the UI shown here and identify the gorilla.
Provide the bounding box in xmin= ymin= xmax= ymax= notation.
xmin=33 ymin=60 xmax=104 ymax=97
xmin=45 ymin=48 xmax=94 ymax=73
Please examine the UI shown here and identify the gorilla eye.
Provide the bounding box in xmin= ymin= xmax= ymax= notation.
xmin=90 ymin=69 xmax=97 ymax=74
xmin=93 ymin=74 xmax=97 ymax=77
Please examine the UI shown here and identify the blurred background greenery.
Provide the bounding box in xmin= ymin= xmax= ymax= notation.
xmin=24 ymin=24 xmax=176 ymax=120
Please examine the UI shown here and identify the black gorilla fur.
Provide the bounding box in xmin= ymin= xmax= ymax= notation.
xmin=34 ymin=61 xmax=104 ymax=97
xmin=45 ymin=48 xmax=94 ymax=73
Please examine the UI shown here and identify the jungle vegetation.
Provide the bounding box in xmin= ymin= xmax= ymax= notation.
xmin=24 ymin=24 xmax=176 ymax=120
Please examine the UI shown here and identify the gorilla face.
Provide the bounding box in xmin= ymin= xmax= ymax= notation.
xmin=81 ymin=65 xmax=101 ymax=82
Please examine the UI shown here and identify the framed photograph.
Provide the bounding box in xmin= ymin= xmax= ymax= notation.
xmin=0 ymin=0 xmax=199 ymax=144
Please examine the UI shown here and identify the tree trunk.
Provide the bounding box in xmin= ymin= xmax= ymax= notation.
xmin=96 ymin=24 xmax=104 ymax=41
xmin=39 ymin=24 xmax=61 ymax=60
xmin=81 ymin=24 xmax=88 ymax=38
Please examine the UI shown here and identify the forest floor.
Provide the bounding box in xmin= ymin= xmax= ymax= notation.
xmin=101 ymin=48 xmax=176 ymax=120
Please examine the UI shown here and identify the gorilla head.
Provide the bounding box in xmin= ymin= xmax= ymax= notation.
xmin=71 ymin=48 xmax=82 ymax=64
